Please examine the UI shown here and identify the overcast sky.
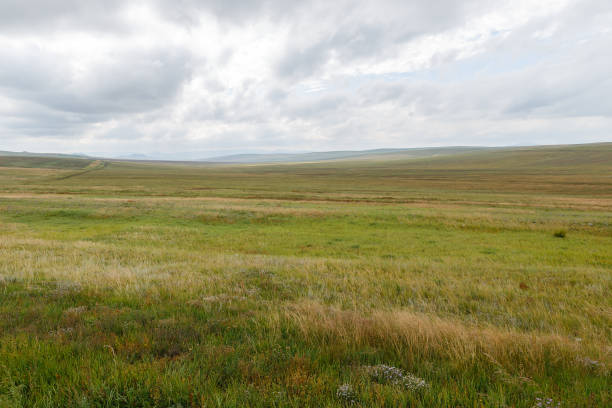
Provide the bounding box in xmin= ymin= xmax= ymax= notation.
xmin=0 ymin=0 xmax=611 ymax=159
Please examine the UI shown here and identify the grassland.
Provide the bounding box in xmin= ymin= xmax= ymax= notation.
xmin=0 ymin=144 xmax=610 ymax=407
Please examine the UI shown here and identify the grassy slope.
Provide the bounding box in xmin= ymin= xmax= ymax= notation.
xmin=0 ymin=144 xmax=610 ymax=407
xmin=399 ymin=143 xmax=612 ymax=170
xmin=202 ymin=146 xmax=488 ymax=163
xmin=0 ymin=156 xmax=93 ymax=170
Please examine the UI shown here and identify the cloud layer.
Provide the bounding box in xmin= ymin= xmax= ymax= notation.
xmin=1 ymin=0 xmax=611 ymax=158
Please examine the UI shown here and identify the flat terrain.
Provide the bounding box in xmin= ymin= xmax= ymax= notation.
xmin=0 ymin=144 xmax=611 ymax=407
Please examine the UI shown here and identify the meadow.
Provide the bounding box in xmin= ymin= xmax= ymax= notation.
xmin=0 ymin=144 xmax=610 ymax=407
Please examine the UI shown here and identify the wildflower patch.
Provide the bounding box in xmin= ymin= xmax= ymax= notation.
xmin=336 ymin=383 xmax=358 ymax=405
xmin=363 ymin=364 xmax=428 ymax=391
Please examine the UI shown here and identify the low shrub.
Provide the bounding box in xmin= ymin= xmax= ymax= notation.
xmin=553 ymin=230 xmax=566 ymax=238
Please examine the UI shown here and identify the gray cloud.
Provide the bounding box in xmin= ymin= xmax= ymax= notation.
xmin=0 ymin=0 xmax=127 ymax=33
xmin=0 ymin=0 xmax=611 ymax=156
xmin=275 ymin=1 xmax=493 ymax=80
xmin=0 ymin=44 xmax=193 ymax=134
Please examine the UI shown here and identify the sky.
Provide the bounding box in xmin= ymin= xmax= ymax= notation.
xmin=0 ymin=0 xmax=611 ymax=159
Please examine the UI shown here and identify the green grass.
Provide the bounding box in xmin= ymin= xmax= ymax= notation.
xmin=0 ymin=144 xmax=611 ymax=407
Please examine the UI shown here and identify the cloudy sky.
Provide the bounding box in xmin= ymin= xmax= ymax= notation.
xmin=0 ymin=0 xmax=611 ymax=159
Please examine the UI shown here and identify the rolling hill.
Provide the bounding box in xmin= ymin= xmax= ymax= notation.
xmin=0 ymin=155 xmax=94 ymax=169
xmin=200 ymin=146 xmax=490 ymax=163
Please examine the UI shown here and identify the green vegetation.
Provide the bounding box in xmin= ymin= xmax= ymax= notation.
xmin=0 ymin=156 xmax=93 ymax=170
xmin=0 ymin=144 xmax=610 ymax=407
xmin=553 ymin=230 xmax=567 ymax=238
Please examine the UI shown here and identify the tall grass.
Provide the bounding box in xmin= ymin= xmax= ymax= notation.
xmin=283 ymin=302 xmax=609 ymax=376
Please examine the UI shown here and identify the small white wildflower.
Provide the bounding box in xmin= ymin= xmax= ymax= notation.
xmin=533 ymin=396 xmax=561 ymax=408
xmin=363 ymin=364 xmax=428 ymax=391
xmin=63 ymin=306 xmax=87 ymax=316
xmin=577 ymin=356 xmax=602 ymax=369
xmin=336 ymin=383 xmax=357 ymax=405
xmin=49 ymin=327 xmax=75 ymax=337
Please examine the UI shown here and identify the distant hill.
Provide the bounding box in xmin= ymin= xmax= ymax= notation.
xmin=200 ymin=147 xmax=490 ymax=163
xmin=0 ymin=151 xmax=95 ymax=169
xmin=1 ymin=143 xmax=609 ymax=170
xmin=0 ymin=155 xmax=93 ymax=169
xmin=0 ymin=150 xmax=90 ymax=159
xmin=392 ymin=143 xmax=612 ymax=172
xmin=115 ymin=153 xmax=154 ymax=160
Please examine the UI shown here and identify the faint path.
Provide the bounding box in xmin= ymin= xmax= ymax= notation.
xmin=52 ymin=160 xmax=108 ymax=181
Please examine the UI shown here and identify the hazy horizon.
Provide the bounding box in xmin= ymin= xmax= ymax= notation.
xmin=1 ymin=1 xmax=612 ymax=159
xmin=3 ymin=141 xmax=611 ymax=162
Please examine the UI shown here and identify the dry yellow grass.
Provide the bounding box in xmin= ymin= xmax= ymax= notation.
xmin=282 ymin=302 xmax=610 ymax=377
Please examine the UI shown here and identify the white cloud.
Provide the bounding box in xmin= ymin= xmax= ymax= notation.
xmin=0 ymin=0 xmax=611 ymax=158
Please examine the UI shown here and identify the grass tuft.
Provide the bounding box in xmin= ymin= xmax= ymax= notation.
xmin=553 ymin=230 xmax=567 ymax=238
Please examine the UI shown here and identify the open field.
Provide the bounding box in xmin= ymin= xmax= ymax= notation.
xmin=0 ymin=144 xmax=611 ymax=407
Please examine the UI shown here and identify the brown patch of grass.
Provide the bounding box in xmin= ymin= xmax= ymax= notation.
xmin=282 ymin=302 xmax=609 ymax=375
xmin=151 ymin=320 xmax=200 ymax=358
